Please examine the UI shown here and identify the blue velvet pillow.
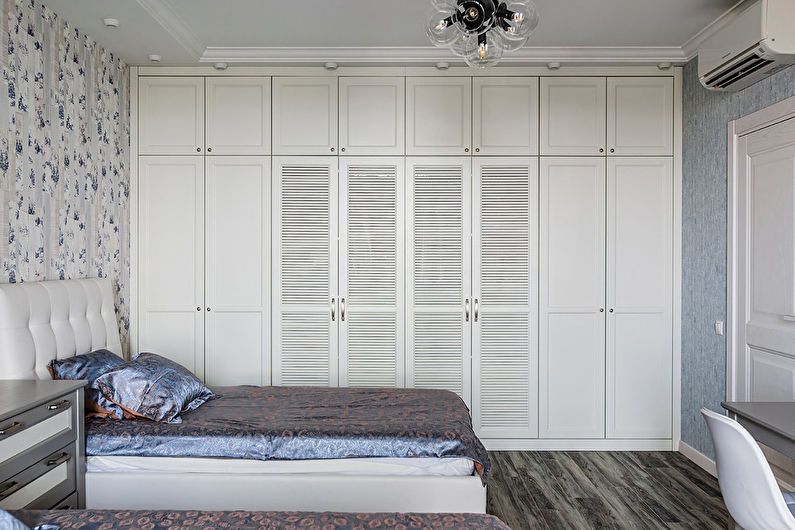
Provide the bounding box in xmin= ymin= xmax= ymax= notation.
xmin=47 ymin=349 xmax=126 ymax=419
xmin=94 ymin=352 xmax=214 ymax=424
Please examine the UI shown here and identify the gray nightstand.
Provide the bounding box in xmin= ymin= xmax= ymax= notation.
xmin=0 ymin=380 xmax=87 ymax=510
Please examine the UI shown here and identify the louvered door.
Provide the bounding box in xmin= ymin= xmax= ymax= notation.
xmin=272 ymin=157 xmax=338 ymax=386
xmin=472 ymin=158 xmax=538 ymax=438
xmin=339 ymin=158 xmax=405 ymax=387
xmin=406 ymin=158 xmax=472 ymax=405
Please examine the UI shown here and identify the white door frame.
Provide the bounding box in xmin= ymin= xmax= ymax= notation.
xmin=727 ymin=94 xmax=795 ymax=400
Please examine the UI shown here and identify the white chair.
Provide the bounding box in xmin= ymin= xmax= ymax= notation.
xmin=701 ymin=408 xmax=795 ymax=529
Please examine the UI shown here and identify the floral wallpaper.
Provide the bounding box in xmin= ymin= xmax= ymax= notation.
xmin=0 ymin=0 xmax=130 ymax=350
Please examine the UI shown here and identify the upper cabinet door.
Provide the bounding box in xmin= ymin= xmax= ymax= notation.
xmin=473 ymin=77 xmax=539 ymax=156
xmin=407 ymin=78 xmax=472 ymax=156
xmin=272 ymin=77 xmax=338 ymax=155
xmin=339 ymin=77 xmax=405 ymax=156
xmin=540 ymin=77 xmax=606 ymax=156
xmin=206 ymin=78 xmax=271 ymax=156
xmin=607 ymin=77 xmax=674 ymax=156
xmin=139 ymin=77 xmax=204 ymax=155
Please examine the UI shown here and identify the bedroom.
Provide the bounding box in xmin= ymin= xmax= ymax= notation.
xmin=1 ymin=0 xmax=795 ymax=528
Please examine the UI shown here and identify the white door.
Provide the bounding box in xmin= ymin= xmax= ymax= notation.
xmin=139 ymin=77 xmax=205 ymax=155
xmin=540 ymin=77 xmax=606 ymax=156
xmin=406 ymin=158 xmax=472 ymax=405
xmin=272 ymin=157 xmax=338 ymax=386
xmin=138 ymin=156 xmax=205 ymax=378
xmin=339 ymin=158 xmax=405 ymax=387
xmin=473 ymin=77 xmax=539 ymax=156
xmin=205 ymin=77 xmax=271 ymax=156
xmin=339 ymin=77 xmax=405 ymax=156
xmin=272 ymin=78 xmax=338 ymax=155
xmin=607 ymin=77 xmax=674 ymax=156
xmin=540 ymin=157 xmax=606 ymax=438
xmin=472 ymin=158 xmax=538 ymax=439
xmin=407 ymin=78 xmax=472 ymax=156
xmin=205 ymin=157 xmax=270 ymax=386
xmin=606 ymin=157 xmax=672 ymax=438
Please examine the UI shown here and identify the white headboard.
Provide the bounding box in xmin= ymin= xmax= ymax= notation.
xmin=0 ymin=278 xmax=123 ymax=380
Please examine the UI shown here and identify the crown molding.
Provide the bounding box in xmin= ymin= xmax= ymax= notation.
xmin=680 ymin=0 xmax=750 ymax=60
xmin=135 ymin=0 xmax=205 ymax=60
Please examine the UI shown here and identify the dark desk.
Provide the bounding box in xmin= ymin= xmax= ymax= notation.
xmin=721 ymin=402 xmax=795 ymax=460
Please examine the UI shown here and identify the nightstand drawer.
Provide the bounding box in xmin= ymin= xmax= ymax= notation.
xmin=0 ymin=442 xmax=76 ymax=510
xmin=0 ymin=393 xmax=75 ymax=469
xmin=52 ymin=491 xmax=78 ymax=510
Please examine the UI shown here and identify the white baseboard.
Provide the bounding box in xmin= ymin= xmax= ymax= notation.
xmin=678 ymin=440 xmax=717 ymax=477
xmin=483 ymin=439 xmax=674 ymax=451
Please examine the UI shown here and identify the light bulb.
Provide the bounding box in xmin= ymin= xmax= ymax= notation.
xmin=464 ymin=34 xmax=504 ymax=68
xmin=501 ymin=0 xmax=539 ymax=40
xmin=426 ymin=6 xmax=463 ymax=47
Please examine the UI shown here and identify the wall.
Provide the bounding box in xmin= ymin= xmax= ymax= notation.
xmin=681 ymin=59 xmax=795 ymax=458
xmin=0 ymin=0 xmax=130 ymax=350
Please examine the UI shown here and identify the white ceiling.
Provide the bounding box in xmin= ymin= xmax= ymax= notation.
xmin=43 ymin=0 xmax=742 ymax=66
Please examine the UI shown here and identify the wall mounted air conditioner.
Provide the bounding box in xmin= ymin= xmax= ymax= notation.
xmin=698 ymin=0 xmax=795 ymax=91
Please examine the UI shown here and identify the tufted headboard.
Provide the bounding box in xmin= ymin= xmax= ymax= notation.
xmin=0 ymin=278 xmax=123 ymax=380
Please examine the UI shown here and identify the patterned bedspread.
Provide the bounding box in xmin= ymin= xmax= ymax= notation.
xmin=11 ymin=510 xmax=512 ymax=529
xmin=86 ymin=386 xmax=490 ymax=483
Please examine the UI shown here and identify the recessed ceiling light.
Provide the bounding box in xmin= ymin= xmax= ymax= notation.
xmin=148 ymin=54 xmax=162 ymax=63
xmin=214 ymin=62 xmax=228 ymax=70
xmin=102 ymin=18 xmax=120 ymax=28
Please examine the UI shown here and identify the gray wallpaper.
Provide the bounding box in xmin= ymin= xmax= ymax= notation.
xmin=681 ymin=59 xmax=795 ymax=457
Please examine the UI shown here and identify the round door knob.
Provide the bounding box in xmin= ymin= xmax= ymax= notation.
xmin=207 ymin=147 xmax=212 ymax=153
xmin=599 ymin=148 xmax=604 ymax=153
xmin=600 ymin=308 xmax=604 ymax=313
xmin=341 ymin=147 xmax=346 ymax=152
xmin=206 ymin=307 xmax=211 ymax=312
xmin=610 ymin=148 xmax=615 ymax=153
xmin=465 ymin=148 xmax=470 ymax=153
xmin=196 ymin=147 xmax=201 ymax=152
xmin=197 ymin=307 xmax=201 ymax=311
xmin=475 ymin=148 xmax=480 ymax=153
xmin=330 ymin=147 xmax=335 ymax=152
xmin=609 ymin=308 xmax=614 ymax=313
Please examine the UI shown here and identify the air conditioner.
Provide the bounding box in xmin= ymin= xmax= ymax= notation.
xmin=698 ymin=0 xmax=795 ymax=91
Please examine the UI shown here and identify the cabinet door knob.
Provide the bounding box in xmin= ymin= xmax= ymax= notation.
xmin=599 ymin=148 xmax=604 ymax=153
xmin=475 ymin=148 xmax=480 ymax=153
xmin=196 ymin=147 xmax=201 ymax=152
xmin=197 ymin=307 xmax=201 ymax=311
xmin=341 ymin=147 xmax=346 ymax=152
xmin=610 ymin=148 xmax=615 ymax=153
xmin=207 ymin=147 xmax=212 ymax=153
xmin=465 ymin=148 xmax=470 ymax=153
xmin=330 ymin=147 xmax=335 ymax=152
xmin=206 ymin=307 xmax=211 ymax=312
xmin=600 ymin=308 xmax=605 ymax=313
xmin=609 ymin=308 xmax=614 ymax=313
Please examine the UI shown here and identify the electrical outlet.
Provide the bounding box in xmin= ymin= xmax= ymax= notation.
xmin=714 ymin=321 xmax=724 ymax=336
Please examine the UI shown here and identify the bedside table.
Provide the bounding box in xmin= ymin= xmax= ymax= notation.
xmin=0 ymin=380 xmax=87 ymax=510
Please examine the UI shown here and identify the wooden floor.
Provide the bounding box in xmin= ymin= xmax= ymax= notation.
xmin=487 ymin=452 xmax=730 ymax=529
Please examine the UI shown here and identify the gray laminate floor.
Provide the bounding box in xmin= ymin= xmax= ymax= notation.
xmin=487 ymin=451 xmax=730 ymax=529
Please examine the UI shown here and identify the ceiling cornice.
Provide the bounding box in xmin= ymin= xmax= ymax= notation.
xmin=680 ymin=0 xmax=750 ymax=60
xmin=135 ymin=0 xmax=205 ymax=60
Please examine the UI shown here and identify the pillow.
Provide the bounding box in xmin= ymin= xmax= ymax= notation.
xmin=94 ymin=352 xmax=214 ymax=424
xmin=47 ymin=349 xmax=126 ymax=419
xmin=0 ymin=510 xmax=31 ymax=530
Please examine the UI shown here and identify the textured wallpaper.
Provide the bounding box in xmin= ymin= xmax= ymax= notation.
xmin=681 ymin=60 xmax=795 ymax=458
xmin=0 ymin=0 xmax=130 ymax=350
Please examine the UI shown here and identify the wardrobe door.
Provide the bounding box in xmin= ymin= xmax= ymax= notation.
xmin=205 ymin=77 xmax=271 ymax=156
xmin=272 ymin=157 xmax=338 ymax=386
xmin=272 ymin=78 xmax=338 ymax=155
xmin=473 ymin=77 xmax=539 ymax=156
xmin=539 ymin=157 xmax=606 ymax=438
xmin=406 ymin=78 xmax=472 ymax=156
xmin=339 ymin=77 xmax=405 ymax=156
xmin=139 ymin=77 xmax=204 ymax=155
xmin=406 ymin=158 xmax=472 ymax=405
xmin=138 ymin=156 xmax=205 ymax=378
xmin=607 ymin=157 xmax=672 ymax=438
xmin=540 ymin=77 xmax=606 ymax=156
xmin=339 ymin=158 xmax=405 ymax=387
xmin=607 ymin=77 xmax=674 ymax=156
xmin=205 ymin=157 xmax=270 ymax=386
xmin=472 ymin=158 xmax=538 ymax=439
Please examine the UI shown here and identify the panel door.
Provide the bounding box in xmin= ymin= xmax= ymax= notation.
xmin=406 ymin=158 xmax=472 ymax=405
xmin=206 ymin=77 xmax=271 ymax=156
xmin=606 ymin=158 xmax=672 ymax=438
xmin=540 ymin=157 xmax=606 ymax=438
xmin=205 ymin=157 xmax=270 ymax=386
xmin=472 ymin=158 xmax=538 ymax=439
xmin=139 ymin=77 xmax=204 ymax=155
xmin=339 ymin=158 xmax=405 ymax=387
xmin=272 ymin=78 xmax=338 ymax=155
xmin=138 ymin=156 xmax=205 ymax=378
xmin=407 ymin=78 xmax=472 ymax=156
xmin=607 ymin=77 xmax=674 ymax=156
xmin=540 ymin=77 xmax=606 ymax=156
xmin=473 ymin=77 xmax=539 ymax=156
xmin=339 ymin=77 xmax=405 ymax=156
xmin=272 ymin=157 xmax=338 ymax=386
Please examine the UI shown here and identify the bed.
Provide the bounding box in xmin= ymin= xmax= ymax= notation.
xmin=0 ymin=279 xmax=488 ymax=513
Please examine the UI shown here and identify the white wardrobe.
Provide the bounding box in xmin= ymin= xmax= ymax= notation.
xmin=135 ymin=70 xmax=677 ymax=447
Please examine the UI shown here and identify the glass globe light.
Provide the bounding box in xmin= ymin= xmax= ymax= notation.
xmin=450 ymin=31 xmax=476 ymax=57
xmin=463 ymin=34 xmax=504 ymax=68
xmin=494 ymin=26 xmax=529 ymax=52
xmin=426 ymin=5 xmax=464 ymax=47
xmin=502 ymin=0 xmax=540 ymax=40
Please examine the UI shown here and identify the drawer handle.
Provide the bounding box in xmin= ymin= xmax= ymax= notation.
xmin=47 ymin=400 xmax=71 ymax=411
xmin=0 ymin=421 xmax=23 ymax=437
xmin=0 ymin=481 xmax=20 ymax=500
xmin=47 ymin=453 xmax=71 ymax=466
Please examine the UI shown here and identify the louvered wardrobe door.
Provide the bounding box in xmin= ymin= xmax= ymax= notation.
xmin=406 ymin=158 xmax=472 ymax=405
xmin=472 ymin=158 xmax=538 ymax=439
xmin=272 ymin=157 xmax=338 ymax=386
xmin=339 ymin=158 xmax=405 ymax=387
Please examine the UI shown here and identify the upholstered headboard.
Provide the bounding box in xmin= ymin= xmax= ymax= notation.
xmin=0 ymin=278 xmax=123 ymax=380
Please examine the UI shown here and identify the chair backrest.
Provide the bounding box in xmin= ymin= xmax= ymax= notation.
xmin=701 ymin=408 xmax=795 ymax=530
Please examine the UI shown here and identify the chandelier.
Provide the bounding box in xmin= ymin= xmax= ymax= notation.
xmin=426 ymin=0 xmax=540 ymax=68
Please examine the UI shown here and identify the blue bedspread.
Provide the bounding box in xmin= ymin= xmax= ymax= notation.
xmin=85 ymin=386 xmax=490 ymax=483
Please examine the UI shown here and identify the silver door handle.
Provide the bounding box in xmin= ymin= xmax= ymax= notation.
xmin=47 ymin=452 xmax=71 ymax=466
xmin=331 ymin=298 xmax=336 ymax=322
xmin=465 ymin=298 xmax=470 ymax=322
xmin=474 ymin=299 xmax=479 ymax=322
xmin=47 ymin=400 xmax=71 ymax=411
xmin=341 ymin=298 xmax=346 ymax=322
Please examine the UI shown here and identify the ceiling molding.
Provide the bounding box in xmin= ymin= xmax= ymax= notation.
xmin=680 ymin=0 xmax=749 ymax=60
xmin=135 ymin=0 xmax=205 ymax=60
